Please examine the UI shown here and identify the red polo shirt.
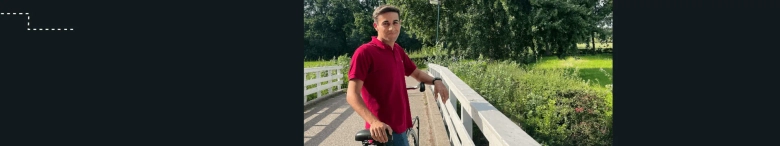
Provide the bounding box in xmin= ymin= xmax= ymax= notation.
xmin=349 ymin=36 xmax=417 ymax=134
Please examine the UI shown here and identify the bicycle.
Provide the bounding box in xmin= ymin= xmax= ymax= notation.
xmin=354 ymin=82 xmax=425 ymax=146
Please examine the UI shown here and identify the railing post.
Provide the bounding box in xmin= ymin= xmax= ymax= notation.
xmin=328 ymin=69 xmax=332 ymax=92
xmin=449 ymin=87 xmax=456 ymax=111
xmin=336 ymin=68 xmax=341 ymax=91
xmin=333 ymin=69 xmax=338 ymax=93
xmin=462 ymin=104 xmax=473 ymax=138
xmin=317 ymin=70 xmax=322 ymax=98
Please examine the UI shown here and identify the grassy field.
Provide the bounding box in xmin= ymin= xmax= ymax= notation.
xmin=304 ymin=60 xmax=336 ymax=68
xmin=532 ymin=54 xmax=613 ymax=112
xmin=532 ymin=54 xmax=613 ymax=87
xmin=576 ymin=42 xmax=613 ymax=49
xmin=533 ymin=54 xmax=613 ymax=111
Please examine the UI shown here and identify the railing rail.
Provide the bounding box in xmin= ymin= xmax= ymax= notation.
xmin=304 ymin=65 xmax=343 ymax=105
xmin=427 ymin=63 xmax=541 ymax=146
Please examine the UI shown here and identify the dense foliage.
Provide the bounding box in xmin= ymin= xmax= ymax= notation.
xmin=305 ymin=0 xmax=612 ymax=62
xmin=304 ymin=0 xmax=423 ymax=61
xmin=442 ymin=56 xmax=613 ymax=146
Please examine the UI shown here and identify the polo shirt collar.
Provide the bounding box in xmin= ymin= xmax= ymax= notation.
xmin=371 ymin=36 xmax=395 ymax=50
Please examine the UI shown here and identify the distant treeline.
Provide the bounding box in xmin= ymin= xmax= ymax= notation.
xmin=304 ymin=0 xmax=612 ymax=63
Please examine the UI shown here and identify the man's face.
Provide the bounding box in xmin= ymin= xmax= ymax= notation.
xmin=374 ymin=12 xmax=401 ymax=42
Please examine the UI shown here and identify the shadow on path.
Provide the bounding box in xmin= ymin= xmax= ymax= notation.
xmin=303 ymin=94 xmax=356 ymax=146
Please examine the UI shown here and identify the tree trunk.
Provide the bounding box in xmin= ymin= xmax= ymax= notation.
xmin=573 ymin=42 xmax=580 ymax=56
xmin=592 ymin=31 xmax=597 ymax=52
xmin=545 ymin=42 xmax=553 ymax=56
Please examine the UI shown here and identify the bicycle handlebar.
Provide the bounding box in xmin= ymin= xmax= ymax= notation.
xmin=406 ymin=82 xmax=425 ymax=92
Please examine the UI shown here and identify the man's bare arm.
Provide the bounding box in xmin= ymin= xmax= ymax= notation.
xmin=346 ymin=79 xmax=392 ymax=142
xmin=409 ymin=69 xmax=436 ymax=85
xmin=409 ymin=68 xmax=450 ymax=104
xmin=345 ymin=79 xmax=380 ymax=124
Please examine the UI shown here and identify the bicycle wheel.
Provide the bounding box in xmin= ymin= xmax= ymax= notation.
xmin=406 ymin=129 xmax=418 ymax=146
xmin=407 ymin=116 xmax=420 ymax=146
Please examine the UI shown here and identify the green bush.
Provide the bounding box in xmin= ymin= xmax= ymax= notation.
xmin=408 ymin=45 xmax=453 ymax=69
xmin=442 ymin=58 xmax=612 ymax=146
xmin=334 ymin=54 xmax=351 ymax=89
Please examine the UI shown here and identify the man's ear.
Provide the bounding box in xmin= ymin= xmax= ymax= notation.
xmin=372 ymin=23 xmax=376 ymax=28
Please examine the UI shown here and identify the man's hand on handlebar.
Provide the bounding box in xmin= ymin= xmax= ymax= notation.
xmin=369 ymin=120 xmax=392 ymax=143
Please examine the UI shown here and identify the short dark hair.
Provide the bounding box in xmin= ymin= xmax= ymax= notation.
xmin=372 ymin=5 xmax=401 ymax=22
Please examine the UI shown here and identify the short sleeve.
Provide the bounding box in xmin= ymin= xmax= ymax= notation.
xmin=348 ymin=46 xmax=372 ymax=81
xmin=400 ymin=49 xmax=417 ymax=76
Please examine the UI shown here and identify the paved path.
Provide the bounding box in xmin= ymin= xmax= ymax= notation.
xmin=304 ymin=76 xmax=451 ymax=146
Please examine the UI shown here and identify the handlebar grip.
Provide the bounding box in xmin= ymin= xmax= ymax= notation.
xmin=419 ymin=82 xmax=425 ymax=92
xmin=386 ymin=128 xmax=393 ymax=141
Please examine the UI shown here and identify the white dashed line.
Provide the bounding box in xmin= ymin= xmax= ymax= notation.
xmin=28 ymin=28 xmax=75 ymax=31
xmin=1 ymin=12 xmax=29 ymax=15
xmin=4 ymin=12 xmax=74 ymax=31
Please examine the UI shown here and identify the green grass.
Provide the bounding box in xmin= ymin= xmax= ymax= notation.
xmin=407 ymin=45 xmax=451 ymax=59
xmin=304 ymin=61 xmax=336 ymax=68
xmin=576 ymin=43 xmax=613 ymax=49
xmin=533 ymin=54 xmax=613 ymax=87
xmin=529 ymin=54 xmax=613 ymax=118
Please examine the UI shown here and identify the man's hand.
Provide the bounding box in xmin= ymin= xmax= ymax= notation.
xmin=346 ymin=79 xmax=391 ymax=143
xmin=433 ymin=81 xmax=450 ymax=104
xmin=409 ymin=69 xmax=451 ymax=104
xmin=369 ymin=120 xmax=393 ymax=143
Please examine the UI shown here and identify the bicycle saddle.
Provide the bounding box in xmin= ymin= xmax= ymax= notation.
xmin=354 ymin=129 xmax=393 ymax=141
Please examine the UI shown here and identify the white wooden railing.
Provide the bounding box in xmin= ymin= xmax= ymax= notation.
xmin=304 ymin=65 xmax=343 ymax=105
xmin=427 ymin=63 xmax=541 ymax=146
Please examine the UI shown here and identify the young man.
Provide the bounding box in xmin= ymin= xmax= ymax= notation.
xmin=346 ymin=5 xmax=450 ymax=146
